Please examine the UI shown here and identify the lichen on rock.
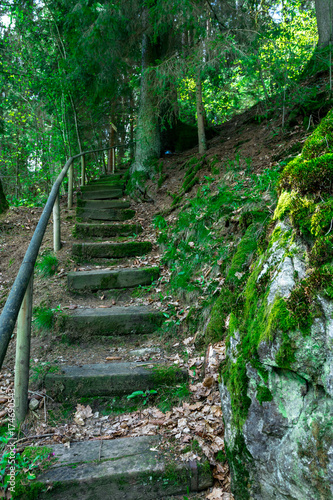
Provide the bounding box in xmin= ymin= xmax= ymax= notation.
xmin=219 ymin=109 xmax=333 ymax=499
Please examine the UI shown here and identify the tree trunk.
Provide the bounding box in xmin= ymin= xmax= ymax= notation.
xmin=0 ymin=179 xmax=8 ymax=214
xmin=107 ymin=121 xmax=116 ymax=173
xmin=196 ymin=72 xmax=207 ymax=154
xmin=315 ymin=0 xmax=333 ymax=47
xmin=132 ymin=32 xmax=160 ymax=174
xmin=130 ymin=94 xmax=135 ymax=160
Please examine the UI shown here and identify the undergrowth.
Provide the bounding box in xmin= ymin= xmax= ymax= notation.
xmin=35 ymin=252 xmax=58 ymax=278
xmin=153 ymin=154 xmax=279 ymax=344
xmin=0 ymin=432 xmax=56 ymax=498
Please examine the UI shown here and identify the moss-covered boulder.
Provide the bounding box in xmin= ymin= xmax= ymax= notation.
xmin=220 ymin=111 xmax=333 ymax=499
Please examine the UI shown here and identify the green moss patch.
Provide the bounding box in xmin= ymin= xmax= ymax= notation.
xmin=279 ymin=153 xmax=333 ymax=195
xmin=256 ymin=385 xmax=273 ymax=405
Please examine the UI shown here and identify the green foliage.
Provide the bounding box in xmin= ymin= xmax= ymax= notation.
xmin=35 ymin=252 xmax=58 ymax=277
xmin=302 ymin=109 xmax=333 ymax=159
xmin=33 ymin=305 xmax=61 ymax=332
xmin=152 ymin=365 xmax=185 ymax=386
xmin=157 ymin=383 xmax=190 ymax=413
xmin=33 ymin=307 xmax=54 ymax=331
xmin=127 ymin=389 xmax=157 ymax=405
xmin=177 ymin=9 xmax=317 ymax=126
xmin=170 ymin=157 xmax=206 ymax=207
xmin=182 ymin=439 xmax=201 ymax=455
xmin=155 ymin=154 xmax=276 ymax=345
xmin=0 ymin=433 xmax=55 ymax=498
xmin=153 ymin=215 xmax=168 ymax=230
xmin=227 ymin=224 xmax=260 ymax=283
xmin=30 ymin=361 xmax=59 ymax=388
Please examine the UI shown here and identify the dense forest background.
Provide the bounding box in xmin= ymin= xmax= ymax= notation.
xmin=0 ymin=0 xmax=330 ymax=207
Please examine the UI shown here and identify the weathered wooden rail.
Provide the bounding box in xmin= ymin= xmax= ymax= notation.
xmin=0 ymin=145 xmax=128 ymax=425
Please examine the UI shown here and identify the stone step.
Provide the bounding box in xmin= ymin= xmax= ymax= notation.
xmin=74 ymin=223 xmax=143 ymax=239
xmin=89 ymin=172 xmax=124 ymax=184
xmin=80 ymin=189 xmax=123 ymax=201
xmin=45 ymin=361 xmax=187 ymax=399
xmin=100 ymin=169 xmax=128 ymax=178
xmin=81 ymin=182 xmax=125 ymax=192
xmin=89 ymin=176 xmax=126 ymax=185
xmin=59 ymin=306 xmax=164 ymax=336
xmin=67 ymin=267 xmax=160 ymax=291
xmin=72 ymin=241 xmax=152 ymax=259
xmin=34 ymin=436 xmax=212 ymax=499
xmin=77 ymin=199 xmax=131 ymax=209
xmin=76 ymin=208 xmax=135 ymax=222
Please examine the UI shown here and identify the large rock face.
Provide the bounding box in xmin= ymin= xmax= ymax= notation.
xmin=219 ymin=110 xmax=333 ymax=499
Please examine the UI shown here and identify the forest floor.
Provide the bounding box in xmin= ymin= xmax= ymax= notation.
xmin=0 ymin=74 xmax=326 ymax=498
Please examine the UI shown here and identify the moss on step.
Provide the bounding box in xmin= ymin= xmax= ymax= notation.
xmin=72 ymin=241 xmax=152 ymax=259
xmin=73 ymin=223 xmax=142 ymax=239
xmin=76 ymin=207 xmax=136 ymax=222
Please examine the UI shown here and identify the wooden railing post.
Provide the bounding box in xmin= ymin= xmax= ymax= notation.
xmin=14 ymin=275 xmax=33 ymax=427
xmin=53 ymin=193 xmax=61 ymax=251
xmin=81 ymin=155 xmax=86 ymax=186
xmin=68 ymin=162 xmax=74 ymax=209
xmin=112 ymin=148 xmax=115 ymax=174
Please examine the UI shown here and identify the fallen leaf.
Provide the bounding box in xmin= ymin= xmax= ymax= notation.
xmin=203 ymin=376 xmax=215 ymax=388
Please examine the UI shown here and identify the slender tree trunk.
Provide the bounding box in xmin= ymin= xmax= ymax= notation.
xmin=196 ymin=71 xmax=207 ymax=154
xmin=130 ymin=94 xmax=135 ymax=160
xmin=107 ymin=121 xmax=116 ymax=173
xmin=0 ymin=179 xmax=8 ymax=214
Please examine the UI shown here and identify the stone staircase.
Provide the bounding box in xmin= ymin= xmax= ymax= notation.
xmin=37 ymin=171 xmax=213 ymax=498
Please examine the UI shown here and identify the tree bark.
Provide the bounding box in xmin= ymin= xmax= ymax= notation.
xmin=196 ymin=71 xmax=207 ymax=154
xmin=315 ymin=0 xmax=333 ymax=47
xmin=0 ymin=179 xmax=8 ymax=214
xmin=132 ymin=32 xmax=161 ymax=174
xmin=107 ymin=121 xmax=116 ymax=173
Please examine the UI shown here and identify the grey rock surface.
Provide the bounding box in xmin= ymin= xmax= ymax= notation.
xmin=220 ymin=220 xmax=333 ymax=499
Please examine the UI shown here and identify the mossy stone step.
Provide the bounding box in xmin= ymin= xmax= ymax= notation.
xmin=74 ymin=223 xmax=143 ymax=239
xmin=67 ymin=267 xmax=160 ymax=291
xmin=77 ymin=199 xmax=130 ymax=209
xmin=100 ymin=169 xmax=128 ymax=178
xmin=80 ymin=189 xmax=123 ymax=200
xmin=45 ymin=361 xmax=187 ymax=399
xmin=81 ymin=181 xmax=125 ymax=191
xmin=59 ymin=306 xmax=164 ymax=336
xmin=89 ymin=177 xmax=126 ymax=185
xmin=72 ymin=241 xmax=152 ymax=259
xmin=76 ymin=208 xmax=135 ymax=222
xmin=34 ymin=436 xmax=212 ymax=499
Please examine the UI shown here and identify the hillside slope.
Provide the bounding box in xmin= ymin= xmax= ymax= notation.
xmin=0 ymin=72 xmax=332 ymax=499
